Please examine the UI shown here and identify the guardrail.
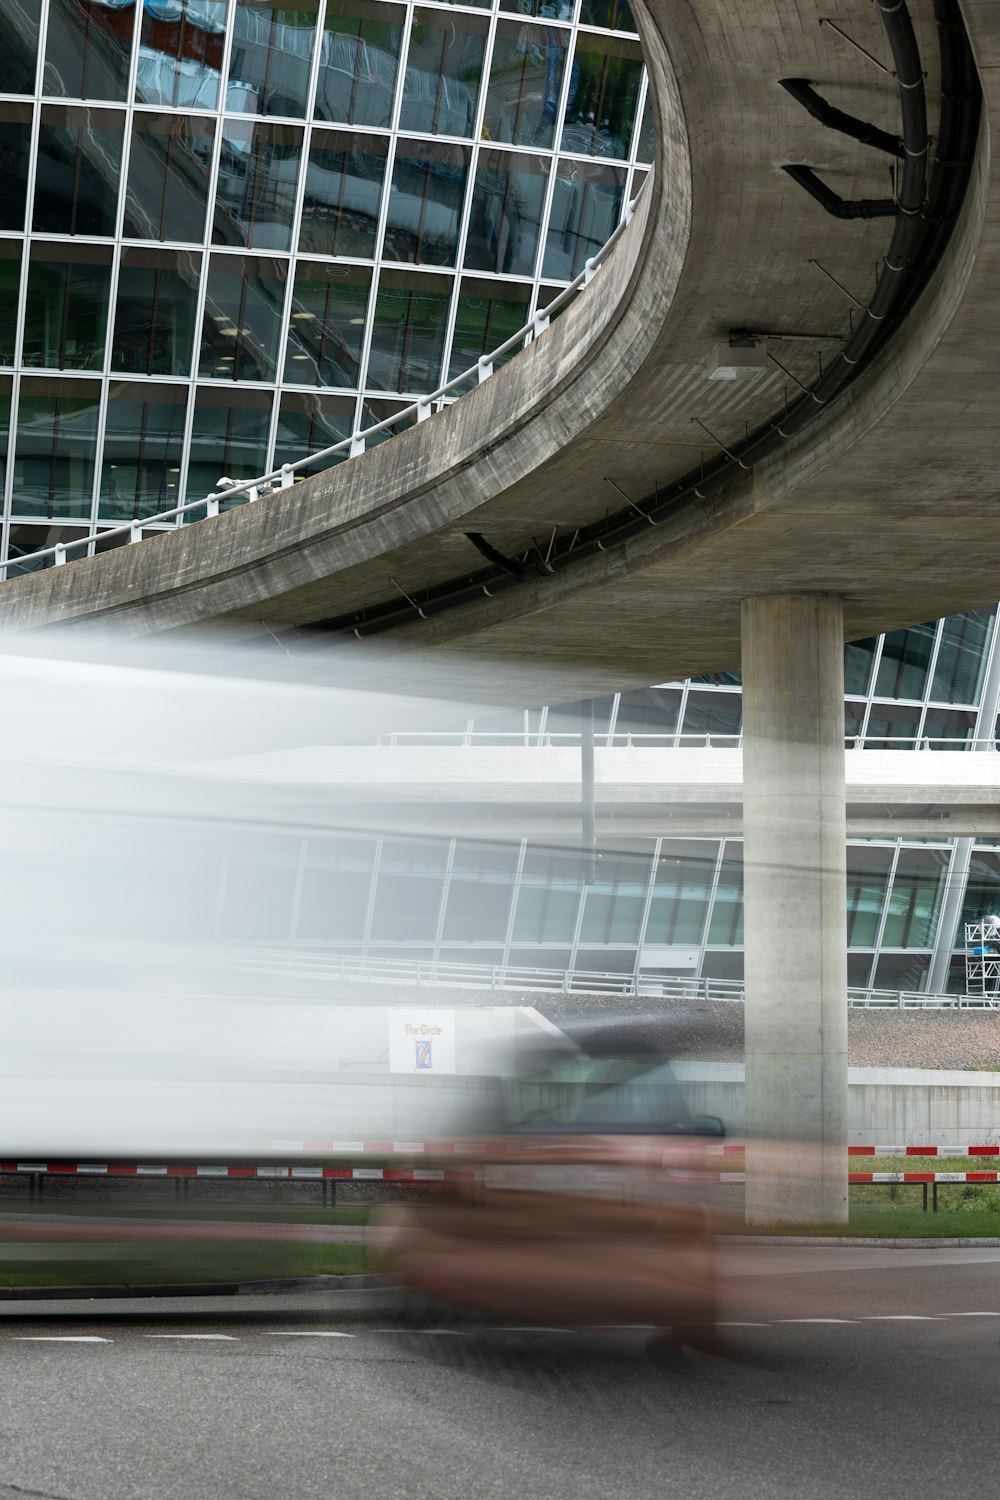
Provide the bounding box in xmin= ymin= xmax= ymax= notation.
xmin=375 ymin=730 xmax=1000 ymax=751
xmin=1 ymin=186 xmax=646 ymax=582
xmin=246 ymin=949 xmax=999 ymax=1009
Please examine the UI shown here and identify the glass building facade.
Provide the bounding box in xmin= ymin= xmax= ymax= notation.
xmin=0 ymin=0 xmax=651 ymax=571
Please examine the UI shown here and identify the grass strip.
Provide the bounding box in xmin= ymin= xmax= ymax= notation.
xmin=0 ymin=1241 xmax=366 ymax=1288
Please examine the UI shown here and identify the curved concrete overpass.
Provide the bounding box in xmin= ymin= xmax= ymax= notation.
xmin=2 ymin=1 xmax=998 ymax=705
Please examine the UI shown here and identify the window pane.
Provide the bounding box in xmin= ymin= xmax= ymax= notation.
xmin=214 ymin=120 xmax=303 ymax=249
xmin=578 ymin=846 xmax=649 ymax=945
xmin=12 ymin=377 xmax=101 ymax=519
xmin=274 ymin=390 xmax=354 ymax=475
xmin=112 ymin=246 xmax=202 ymax=377
xmin=707 ymin=843 xmax=743 ymax=946
xmin=369 ymin=840 xmax=448 ymax=942
xmin=297 ymin=838 xmax=375 ymax=942
xmin=123 ymin=112 xmax=216 ymax=242
xmin=218 ymin=836 xmax=298 ymax=941
xmin=872 ymin=952 xmax=931 ymax=993
xmin=560 ymin=33 xmax=642 ymax=160
xmin=187 ymin=384 xmax=273 ymax=501
xmin=881 ymin=847 xmax=948 ymax=948
xmin=367 ymin=269 xmax=451 ymax=394
xmin=646 ymin=840 xmax=716 ymax=946
xmin=875 ymin=621 xmax=937 ymax=700
xmin=0 ymin=103 xmax=33 ymax=232
xmin=43 ymin=0 xmax=135 ymax=102
xmin=931 ymin=608 xmax=996 ymax=706
xmin=614 ymin=687 xmax=681 ymax=743
xmin=960 ymin=850 xmax=1000 ymax=933
xmin=284 ymin=262 xmax=370 ymax=386
xmin=864 ymin=701 xmax=921 ymax=750
xmin=441 ymin=843 xmax=519 ymax=943
xmin=542 ymin=158 xmax=625 ymax=279
xmin=0 ymin=377 xmax=10 ymax=496
xmin=226 ymin=0 xmax=321 ymax=118
xmin=6 ymin=522 xmax=89 ymax=575
xmin=398 ymin=12 xmax=488 ymax=138
xmin=635 ymin=86 xmax=653 ymax=162
xmin=0 ymin=0 xmax=42 ymax=95
xmin=23 ymin=242 xmax=113 ymax=372
xmin=99 ymin=381 xmax=189 ymax=522
xmin=0 ymin=245 xmax=21 ymax=366
xmin=199 ymin=253 xmax=288 ymax=380
xmin=356 ymin=395 xmax=415 ymax=445
xmin=844 ymin=635 xmax=877 ymax=696
xmin=578 ymin=0 xmax=637 ymax=29
xmin=464 ymin=148 xmax=549 ymax=276
xmin=512 ymin=846 xmax=582 ymax=944
xmin=681 ymin=689 xmax=742 ymax=740
xmin=136 ymin=0 xmax=230 ymax=111
xmin=33 ymin=105 xmax=124 ymax=237
xmin=316 ymin=0 xmax=405 ymax=129
xmin=383 ymin=140 xmax=471 ymax=266
xmin=298 ymin=128 xmax=387 ymax=257
xmin=483 ymin=21 xmax=567 ymax=150
xmin=845 ymin=844 xmax=892 ymax=948
xmin=922 ymin=706 xmax=976 ymax=748
xmin=449 ymin=277 xmax=530 ymax=390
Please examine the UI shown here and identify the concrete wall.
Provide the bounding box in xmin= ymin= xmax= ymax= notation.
xmin=673 ymin=1063 xmax=1000 ymax=1150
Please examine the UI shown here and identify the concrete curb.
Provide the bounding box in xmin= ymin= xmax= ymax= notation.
xmin=0 ymin=1273 xmax=390 ymax=1300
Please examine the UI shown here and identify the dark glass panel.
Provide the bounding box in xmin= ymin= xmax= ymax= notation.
xmin=23 ymin=242 xmax=113 ymax=372
xmin=845 ymin=845 xmax=893 ymax=948
xmin=298 ymin=128 xmax=387 ymax=257
xmin=542 ymin=157 xmax=625 ymax=279
xmin=0 ymin=103 xmax=33 ymax=232
xmin=561 ymin=32 xmax=642 ymax=159
xmin=274 ymin=389 xmax=354 ymax=475
xmin=33 ymin=105 xmax=124 ymax=236
xmin=882 ymin=847 xmax=949 ymax=949
xmin=186 ymin=383 xmax=272 ymax=502
xmin=367 ymin=269 xmax=451 ymax=394
xmin=316 ymin=0 xmax=405 ymax=129
xmin=99 ymin=381 xmax=189 ymax=521
xmin=635 ymin=86 xmax=653 ymax=162
xmin=863 ymin=701 xmax=921 ymax=749
xmin=844 ymin=635 xmax=877 ymax=696
xmin=6 ymin=522 xmax=89 ymax=574
xmin=960 ymin=850 xmax=1000 ymax=934
xmin=398 ymin=11 xmax=488 ymax=138
xmin=199 ymin=253 xmax=288 ymax=380
xmin=483 ymin=21 xmax=567 ymax=149
xmin=383 ymin=140 xmax=470 ymax=267
xmin=369 ymin=839 xmax=448 ymax=942
xmin=448 ymin=277 xmax=530 ymax=390
xmin=844 ymin=700 xmax=865 ymax=742
xmin=921 ymin=706 xmax=976 ymax=748
xmin=546 ymin=695 xmax=615 ymax=737
xmin=690 ymin=667 xmax=741 ymax=686
xmin=614 ymin=687 xmax=681 ymax=744
xmin=645 ymin=839 xmax=716 ymax=947
xmin=0 ymin=245 xmax=20 ymax=366
xmin=464 ymin=147 xmax=548 ymax=276
xmin=122 ymin=112 xmax=216 ymax=242
xmin=284 ymin=262 xmax=369 ymax=386
xmin=875 ymin=621 xmax=937 ymax=700
xmin=931 ymin=608 xmax=996 ymax=706
xmin=112 ymin=246 xmax=201 ymax=377
xmin=356 ymin=395 xmax=415 ymax=446
xmin=498 ymin=0 xmax=571 ymax=18
xmin=707 ymin=842 xmax=743 ymax=946
xmin=512 ymin=845 xmax=582 ymax=944
xmin=579 ymin=844 xmax=650 ymax=945
xmin=872 ymin=952 xmax=932 ymax=992
xmin=578 ymin=0 xmax=636 ymax=29
xmin=226 ymin=0 xmax=321 ymax=118
xmin=0 ymin=377 xmax=10 ymax=495
xmin=43 ymin=0 xmax=135 ymax=101
xmin=441 ymin=843 xmax=519 ymax=944
xmin=12 ymin=376 xmax=101 ymax=520
xmin=0 ymin=0 xmax=42 ymax=95
xmin=135 ymin=0 xmax=229 ymax=111
xmin=680 ymin=689 xmax=742 ymax=740
xmin=214 ymin=119 xmax=303 ymax=249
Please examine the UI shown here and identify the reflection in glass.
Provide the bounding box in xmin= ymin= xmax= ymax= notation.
xmin=845 ymin=636 xmax=877 ymax=696
xmin=367 ymin=269 xmax=451 ymax=394
xmin=442 ymin=844 xmax=519 ymax=943
xmin=199 ymin=254 xmax=288 ymax=380
xmin=464 ymin=148 xmax=548 ymax=276
xmin=449 ymin=277 xmax=530 ymax=388
xmin=6 ymin=523 xmax=89 ymax=574
xmin=498 ymin=0 xmax=570 ymax=19
xmin=383 ymin=141 xmax=471 ymax=266
xmin=24 ymin=243 xmax=113 ymax=371
xmin=614 ymin=687 xmax=681 ymax=743
xmin=864 ymin=701 xmax=922 ymax=749
xmin=0 ymin=103 xmax=33 ymax=232
xmin=226 ymin=0 xmax=321 ymax=118
xmin=214 ymin=120 xmax=303 ymax=249
xmin=99 ymin=381 xmax=189 ymax=521
xmin=369 ymin=840 xmax=448 ymax=942
xmin=136 ymin=0 xmax=229 ymax=111
xmin=112 ymin=247 xmax=202 ymax=377
xmin=882 ymin=847 xmax=948 ymax=948
xmin=186 ymin=384 xmax=272 ymax=501
xmin=0 ymin=0 xmax=42 ymax=95
xmin=274 ymin=391 xmax=355 ymax=475
xmin=636 ymin=86 xmax=654 ymax=162
xmin=0 ymin=378 xmax=10 ymax=496
xmin=922 ymin=706 xmax=976 ymax=748
xmin=316 ymin=0 xmax=405 ymax=129
xmin=876 ymin=622 xmax=937 ymax=699
xmin=483 ymin=21 xmax=567 ymax=149
xmin=33 ymin=106 xmax=124 ymax=236
xmin=123 ymin=112 xmax=216 ymax=242
xmin=398 ymin=11 xmax=488 ymax=138
xmin=646 ymin=840 xmax=714 ymax=946
xmin=12 ymin=376 xmax=101 ymax=520
xmin=298 ymin=129 xmax=387 ymax=257
xmin=931 ymin=608 xmax=996 ymax=705
xmin=356 ymin=396 xmax=415 ymax=447
xmin=578 ymin=0 xmax=636 ymax=30
xmin=561 ymin=33 xmax=642 ymax=159
xmin=579 ymin=846 xmax=648 ymax=945
xmin=512 ymin=846 xmax=582 ymax=945
xmin=542 ymin=158 xmax=625 ymax=280
xmin=0 ymin=246 xmax=20 ymax=366
xmin=285 ymin=263 xmax=370 ymax=387
xmin=707 ymin=843 xmax=744 ymax=946
xmin=43 ymin=0 xmax=135 ymax=102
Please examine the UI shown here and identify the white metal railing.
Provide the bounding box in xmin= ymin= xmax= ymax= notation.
xmin=244 ymin=949 xmax=999 ymax=1008
xmin=2 ymin=186 xmax=647 ymax=583
xmin=374 ymin=730 xmax=1000 ymax=751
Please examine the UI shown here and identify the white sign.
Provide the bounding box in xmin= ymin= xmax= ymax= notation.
xmin=388 ymin=1009 xmax=456 ymax=1075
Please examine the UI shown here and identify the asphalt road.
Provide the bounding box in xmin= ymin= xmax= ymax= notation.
xmin=1 ymin=1248 xmax=999 ymax=1500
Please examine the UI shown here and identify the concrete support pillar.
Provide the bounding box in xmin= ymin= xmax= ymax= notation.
xmin=742 ymin=595 xmax=848 ymax=1225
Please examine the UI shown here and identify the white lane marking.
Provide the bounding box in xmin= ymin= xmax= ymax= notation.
xmin=14 ymin=1336 xmax=111 ymax=1343
xmin=940 ymin=1311 xmax=1000 ymax=1317
xmin=717 ymin=1322 xmax=771 ymax=1329
xmin=145 ymin=1334 xmax=238 ymax=1340
xmin=776 ymin=1319 xmax=856 ymax=1325
xmin=857 ymin=1316 xmax=942 ymax=1322
xmin=262 ymin=1331 xmax=355 ymax=1338
xmin=405 ymin=1329 xmax=470 ymax=1336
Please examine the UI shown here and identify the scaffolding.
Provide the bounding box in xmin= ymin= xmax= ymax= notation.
xmin=964 ymin=920 xmax=1000 ymax=999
